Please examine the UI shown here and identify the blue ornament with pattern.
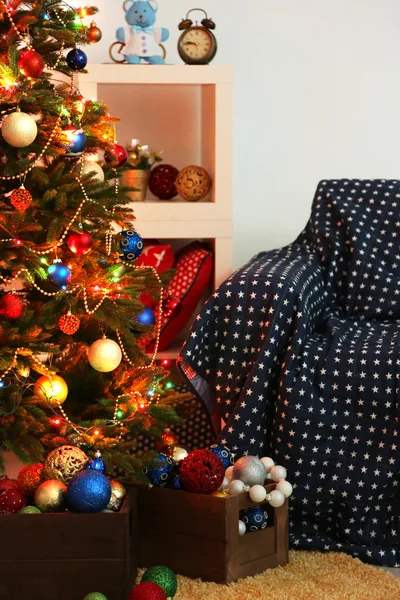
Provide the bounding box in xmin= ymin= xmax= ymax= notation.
xmin=209 ymin=444 xmax=235 ymax=469
xmin=67 ymin=48 xmax=87 ymax=71
xmin=67 ymin=470 xmax=111 ymax=513
xmin=144 ymin=453 xmax=175 ymax=487
xmin=172 ymin=474 xmax=181 ymax=490
xmin=85 ymin=451 xmax=106 ymax=474
xmin=119 ymin=230 xmax=144 ymax=261
xmin=243 ymin=506 xmax=268 ymax=532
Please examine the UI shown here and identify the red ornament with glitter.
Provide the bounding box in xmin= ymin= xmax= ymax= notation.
xmin=0 ymin=294 xmax=24 ymax=320
xmin=149 ymin=164 xmax=179 ymax=200
xmin=0 ymin=477 xmax=22 ymax=495
xmin=179 ymin=449 xmax=225 ymax=494
xmin=105 ymin=143 xmax=128 ymax=168
xmin=129 ymin=582 xmax=167 ymax=600
xmin=18 ymin=50 xmax=45 ymax=78
xmin=67 ymin=232 xmax=93 ymax=255
xmin=18 ymin=463 xmax=44 ymax=496
xmin=10 ymin=185 xmax=32 ymax=211
xmin=0 ymin=488 xmax=26 ymax=513
xmin=59 ymin=313 xmax=80 ymax=335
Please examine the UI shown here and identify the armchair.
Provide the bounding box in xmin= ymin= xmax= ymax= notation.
xmin=179 ymin=179 xmax=400 ymax=566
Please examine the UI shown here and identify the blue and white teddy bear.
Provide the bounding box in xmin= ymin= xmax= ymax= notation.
xmin=116 ymin=0 xmax=169 ymax=64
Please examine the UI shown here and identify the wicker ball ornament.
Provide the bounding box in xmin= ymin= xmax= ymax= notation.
xmin=88 ymin=338 xmax=122 ymax=373
xmin=10 ymin=185 xmax=32 ymax=211
xmin=59 ymin=313 xmax=80 ymax=335
xmin=44 ymin=445 xmax=88 ymax=484
xmin=1 ymin=111 xmax=38 ymax=147
xmin=149 ymin=164 xmax=179 ymax=200
xmin=17 ymin=463 xmax=44 ymax=496
xmin=34 ymin=480 xmax=66 ymax=512
xmin=179 ymin=449 xmax=225 ymax=494
xmin=0 ymin=293 xmax=24 ymax=320
xmin=176 ymin=165 xmax=211 ymax=201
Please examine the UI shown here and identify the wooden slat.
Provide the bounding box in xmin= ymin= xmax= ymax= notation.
xmin=238 ymin=527 xmax=276 ymax=565
xmin=139 ymin=527 xmax=227 ymax=582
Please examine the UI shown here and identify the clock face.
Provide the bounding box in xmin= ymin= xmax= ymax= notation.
xmin=178 ymin=27 xmax=216 ymax=64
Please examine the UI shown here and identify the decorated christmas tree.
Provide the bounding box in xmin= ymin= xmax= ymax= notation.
xmin=0 ymin=0 xmax=186 ymax=475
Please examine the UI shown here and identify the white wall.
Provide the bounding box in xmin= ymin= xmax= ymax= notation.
xmin=84 ymin=0 xmax=400 ymax=268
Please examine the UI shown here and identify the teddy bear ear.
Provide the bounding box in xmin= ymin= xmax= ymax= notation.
xmin=123 ymin=0 xmax=134 ymax=11
xmin=148 ymin=0 xmax=158 ymax=10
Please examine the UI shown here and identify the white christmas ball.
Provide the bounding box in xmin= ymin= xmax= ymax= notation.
xmin=249 ymin=484 xmax=267 ymax=503
xmin=219 ymin=476 xmax=231 ymax=491
xmin=229 ymin=480 xmax=245 ymax=496
xmin=276 ymin=480 xmax=293 ymax=498
xmin=88 ymin=338 xmax=122 ymax=373
xmin=265 ymin=472 xmax=273 ymax=480
xmin=238 ymin=520 xmax=246 ymax=536
xmin=225 ymin=466 xmax=234 ymax=479
xmin=76 ymin=160 xmax=105 ymax=184
xmin=2 ymin=111 xmax=37 ymax=147
xmin=261 ymin=457 xmax=275 ymax=473
xmin=270 ymin=465 xmax=287 ymax=482
xmin=268 ymin=489 xmax=285 ymax=508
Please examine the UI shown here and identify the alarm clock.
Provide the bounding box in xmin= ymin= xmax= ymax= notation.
xmin=178 ymin=9 xmax=217 ymax=65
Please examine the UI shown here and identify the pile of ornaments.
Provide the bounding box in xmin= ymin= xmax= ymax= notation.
xmin=144 ymin=444 xmax=292 ymax=535
xmin=0 ymin=446 xmax=127 ymax=515
xmin=81 ymin=565 xmax=178 ymax=600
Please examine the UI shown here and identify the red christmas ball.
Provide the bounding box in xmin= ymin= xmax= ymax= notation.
xmin=18 ymin=50 xmax=45 ymax=78
xmin=129 ymin=582 xmax=167 ymax=600
xmin=67 ymin=232 xmax=94 ymax=255
xmin=59 ymin=313 xmax=81 ymax=335
xmin=105 ymin=143 xmax=128 ymax=168
xmin=18 ymin=463 xmax=44 ymax=496
xmin=179 ymin=449 xmax=225 ymax=494
xmin=0 ymin=489 xmax=26 ymax=513
xmin=149 ymin=164 xmax=179 ymax=200
xmin=0 ymin=477 xmax=22 ymax=495
xmin=0 ymin=294 xmax=24 ymax=320
xmin=162 ymin=295 xmax=181 ymax=319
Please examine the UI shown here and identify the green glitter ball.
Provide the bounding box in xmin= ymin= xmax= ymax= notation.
xmin=82 ymin=594 xmax=108 ymax=600
xmin=19 ymin=506 xmax=41 ymax=514
xmin=141 ymin=566 xmax=178 ymax=598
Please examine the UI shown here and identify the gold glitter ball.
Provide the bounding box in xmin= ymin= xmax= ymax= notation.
xmin=2 ymin=111 xmax=38 ymax=148
xmin=44 ymin=445 xmax=88 ymax=484
xmin=107 ymin=480 xmax=127 ymax=511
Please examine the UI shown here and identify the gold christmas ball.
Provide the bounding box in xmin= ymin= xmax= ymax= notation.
xmin=88 ymin=338 xmax=122 ymax=373
xmin=2 ymin=111 xmax=38 ymax=147
xmin=107 ymin=480 xmax=127 ymax=511
xmin=87 ymin=21 xmax=103 ymax=43
xmin=44 ymin=445 xmax=88 ymax=484
xmin=176 ymin=165 xmax=212 ymax=201
xmin=34 ymin=480 xmax=66 ymax=512
xmin=33 ymin=374 xmax=68 ymax=406
xmin=170 ymin=445 xmax=190 ymax=462
xmin=75 ymin=160 xmax=105 ymax=184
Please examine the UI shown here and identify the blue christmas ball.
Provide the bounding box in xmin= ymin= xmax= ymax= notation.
xmin=143 ymin=453 xmax=175 ymax=487
xmin=47 ymin=262 xmax=71 ymax=287
xmin=209 ymin=444 xmax=234 ymax=469
xmin=172 ymin=474 xmax=181 ymax=490
xmin=137 ymin=306 xmax=156 ymax=326
xmin=67 ymin=470 xmax=111 ymax=513
xmin=119 ymin=230 xmax=144 ymax=261
xmin=243 ymin=506 xmax=268 ymax=532
xmin=63 ymin=125 xmax=87 ymax=157
xmin=67 ymin=48 xmax=87 ymax=71
xmin=85 ymin=451 xmax=106 ymax=474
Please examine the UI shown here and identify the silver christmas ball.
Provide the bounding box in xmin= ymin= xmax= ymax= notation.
xmin=233 ymin=456 xmax=267 ymax=487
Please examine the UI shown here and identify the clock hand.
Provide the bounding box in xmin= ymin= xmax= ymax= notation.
xmin=184 ymin=41 xmax=199 ymax=46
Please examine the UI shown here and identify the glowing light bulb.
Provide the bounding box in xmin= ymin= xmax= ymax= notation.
xmin=15 ymin=239 xmax=22 ymax=246
xmin=94 ymin=429 xmax=100 ymax=436
xmin=116 ymin=410 xmax=123 ymax=419
xmin=40 ymin=258 xmax=48 ymax=265
xmin=162 ymin=359 xmax=170 ymax=367
xmin=0 ymin=381 xmax=4 ymax=388
xmin=165 ymin=382 xmax=174 ymax=390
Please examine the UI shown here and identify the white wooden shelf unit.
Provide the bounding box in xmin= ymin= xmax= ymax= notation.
xmin=77 ymin=65 xmax=233 ymax=358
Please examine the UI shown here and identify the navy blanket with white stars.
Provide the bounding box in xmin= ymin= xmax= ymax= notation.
xmin=178 ymin=179 xmax=400 ymax=566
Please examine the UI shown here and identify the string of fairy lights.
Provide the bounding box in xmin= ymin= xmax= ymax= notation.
xmin=0 ymin=1 xmax=168 ymax=446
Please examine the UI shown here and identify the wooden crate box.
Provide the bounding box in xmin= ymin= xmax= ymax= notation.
xmin=133 ymin=482 xmax=288 ymax=583
xmin=0 ymin=492 xmax=136 ymax=600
